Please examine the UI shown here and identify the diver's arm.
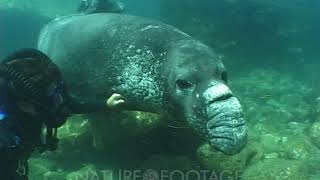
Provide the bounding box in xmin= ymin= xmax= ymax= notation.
xmin=67 ymin=93 xmax=125 ymax=114
xmin=67 ymin=95 xmax=106 ymax=114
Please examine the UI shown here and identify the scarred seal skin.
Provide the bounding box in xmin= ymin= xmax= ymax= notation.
xmin=38 ymin=13 xmax=247 ymax=154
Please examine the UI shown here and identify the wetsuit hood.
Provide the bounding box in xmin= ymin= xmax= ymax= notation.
xmin=0 ymin=49 xmax=68 ymax=128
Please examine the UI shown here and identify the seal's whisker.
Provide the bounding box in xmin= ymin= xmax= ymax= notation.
xmin=167 ymin=125 xmax=190 ymax=129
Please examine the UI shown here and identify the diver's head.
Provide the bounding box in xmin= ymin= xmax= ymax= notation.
xmin=1 ymin=49 xmax=69 ymax=127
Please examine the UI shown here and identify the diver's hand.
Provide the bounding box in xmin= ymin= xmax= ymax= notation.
xmin=106 ymin=93 xmax=125 ymax=108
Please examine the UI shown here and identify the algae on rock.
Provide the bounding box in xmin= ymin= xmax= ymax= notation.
xmin=242 ymin=159 xmax=307 ymax=180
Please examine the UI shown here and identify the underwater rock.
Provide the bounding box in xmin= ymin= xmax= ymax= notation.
xmin=259 ymin=133 xmax=283 ymax=154
xmin=250 ymin=122 xmax=278 ymax=136
xmin=55 ymin=115 xmax=92 ymax=155
xmin=287 ymin=121 xmax=308 ymax=135
xmin=29 ymin=116 xmax=95 ymax=179
xmin=231 ymin=70 xmax=312 ymax=126
xmin=308 ymin=121 xmax=320 ymax=149
xmin=67 ymin=165 xmax=112 ymax=180
xmin=139 ymin=155 xmax=200 ymax=180
xmin=140 ymin=155 xmax=195 ymax=171
xmin=196 ymin=141 xmax=258 ymax=177
xmin=58 ymin=115 xmax=91 ymax=139
xmin=242 ymin=159 xmax=307 ymax=180
xmin=249 ymin=125 xmax=319 ymax=161
xmin=280 ymin=136 xmax=320 ymax=160
xmin=33 ymin=115 xmax=95 ymax=170
xmin=299 ymin=154 xmax=320 ymax=180
xmin=28 ymin=157 xmax=59 ymax=180
xmin=42 ymin=171 xmax=66 ymax=180
xmin=89 ymin=111 xmax=162 ymax=150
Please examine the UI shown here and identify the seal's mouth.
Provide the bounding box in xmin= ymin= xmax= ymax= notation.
xmin=206 ymin=97 xmax=247 ymax=154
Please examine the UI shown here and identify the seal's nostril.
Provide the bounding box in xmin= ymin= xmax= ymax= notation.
xmin=215 ymin=93 xmax=233 ymax=102
xmin=208 ymin=93 xmax=233 ymax=104
xmin=203 ymin=83 xmax=233 ymax=104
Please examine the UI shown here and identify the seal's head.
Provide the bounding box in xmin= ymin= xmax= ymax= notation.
xmin=165 ymin=40 xmax=247 ymax=154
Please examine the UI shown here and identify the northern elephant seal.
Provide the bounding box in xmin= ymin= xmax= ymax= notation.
xmin=38 ymin=13 xmax=247 ymax=154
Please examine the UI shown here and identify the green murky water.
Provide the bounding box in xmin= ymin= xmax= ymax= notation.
xmin=1 ymin=0 xmax=320 ymax=179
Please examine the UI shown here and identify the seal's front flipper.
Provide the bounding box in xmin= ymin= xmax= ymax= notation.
xmin=78 ymin=0 xmax=125 ymax=14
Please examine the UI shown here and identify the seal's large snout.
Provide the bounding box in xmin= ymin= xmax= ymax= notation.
xmin=203 ymin=83 xmax=247 ymax=154
xmin=203 ymin=83 xmax=233 ymax=104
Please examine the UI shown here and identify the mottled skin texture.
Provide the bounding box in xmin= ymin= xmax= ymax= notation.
xmin=38 ymin=13 xmax=247 ymax=154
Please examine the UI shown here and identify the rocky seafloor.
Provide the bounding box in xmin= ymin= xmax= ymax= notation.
xmin=1 ymin=0 xmax=319 ymax=179
xmin=27 ymin=69 xmax=320 ymax=180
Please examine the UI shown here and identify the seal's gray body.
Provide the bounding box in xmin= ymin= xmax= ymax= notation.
xmin=39 ymin=14 xmax=186 ymax=112
xmin=38 ymin=13 xmax=247 ymax=154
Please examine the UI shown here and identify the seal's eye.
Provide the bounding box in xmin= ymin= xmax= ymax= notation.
xmin=176 ymin=79 xmax=193 ymax=90
xmin=221 ymin=71 xmax=228 ymax=83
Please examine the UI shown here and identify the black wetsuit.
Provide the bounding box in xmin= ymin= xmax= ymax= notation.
xmin=0 ymin=77 xmax=106 ymax=180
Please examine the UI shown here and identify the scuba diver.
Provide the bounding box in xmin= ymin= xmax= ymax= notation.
xmin=78 ymin=0 xmax=125 ymax=14
xmin=0 ymin=48 xmax=125 ymax=179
